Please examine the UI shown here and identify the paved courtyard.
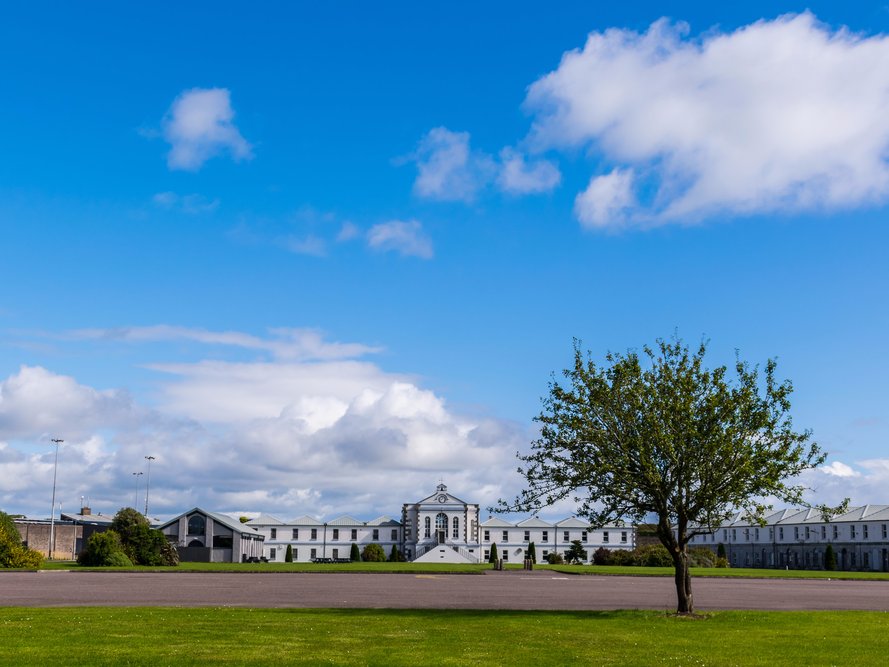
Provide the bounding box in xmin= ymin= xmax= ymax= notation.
xmin=3 ymin=570 xmax=888 ymax=610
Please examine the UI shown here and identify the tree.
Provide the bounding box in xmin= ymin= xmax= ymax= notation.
xmin=388 ymin=545 xmax=405 ymax=562
xmin=564 ymin=540 xmax=588 ymax=564
xmin=350 ymin=542 xmax=361 ymax=562
xmin=0 ymin=510 xmax=43 ymax=568
xmin=500 ymin=336 xmax=831 ymax=614
xmin=285 ymin=544 xmax=294 ymax=562
xmin=77 ymin=530 xmax=133 ymax=567
xmin=488 ymin=542 xmax=498 ymax=563
xmin=109 ymin=507 xmax=177 ymax=566
xmin=824 ymin=544 xmax=836 ymax=571
xmin=527 ymin=541 xmax=537 ymax=564
xmin=361 ymin=543 xmax=386 ymax=562
xmin=716 ymin=543 xmax=727 ymax=559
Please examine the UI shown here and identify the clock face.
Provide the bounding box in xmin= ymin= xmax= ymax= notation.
xmin=437 ymin=495 xmax=448 ymax=503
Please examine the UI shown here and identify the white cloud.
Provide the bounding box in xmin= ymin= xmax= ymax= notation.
xmin=412 ymin=127 xmax=496 ymax=202
xmin=574 ymin=169 xmax=636 ymax=229
xmin=152 ymin=191 xmax=219 ymax=214
xmin=366 ymin=220 xmax=434 ymax=259
xmin=526 ymin=13 xmax=889 ymax=227
xmin=163 ymin=88 xmax=252 ymax=171
xmin=0 ymin=329 xmax=526 ymax=521
xmin=497 ymin=148 xmax=561 ymax=194
xmin=820 ymin=461 xmax=860 ymax=478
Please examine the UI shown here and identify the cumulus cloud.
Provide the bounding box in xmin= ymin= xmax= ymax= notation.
xmin=163 ymin=88 xmax=252 ymax=171
xmin=497 ymin=148 xmax=561 ymax=194
xmin=798 ymin=458 xmax=889 ymax=506
xmin=574 ymin=169 xmax=636 ymax=229
xmin=366 ymin=220 xmax=434 ymax=259
xmin=0 ymin=329 xmax=526 ymax=521
xmin=152 ymin=191 xmax=219 ymax=214
xmin=525 ymin=13 xmax=889 ymax=228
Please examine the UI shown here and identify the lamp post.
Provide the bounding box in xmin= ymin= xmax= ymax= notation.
xmin=132 ymin=472 xmax=143 ymax=510
xmin=48 ymin=439 xmax=63 ymax=559
xmin=144 ymin=456 xmax=156 ymax=516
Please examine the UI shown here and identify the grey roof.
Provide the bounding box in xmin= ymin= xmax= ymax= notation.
xmin=327 ymin=515 xmax=363 ymax=526
xmin=516 ymin=517 xmax=553 ymax=528
xmin=555 ymin=517 xmax=589 ymax=528
xmin=366 ymin=515 xmax=401 ymax=526
xmin=248 ymin=513 xmax=284 ymax=526
xmin=287 ymin=514 xmax=323 ymax=526
xmin=480 ymin=517 xmax=514 ymax=527
xmin=157 ymin=507 xmax=264 ymax=539
xmin=61 ymin=511 xmax=115 ymax=525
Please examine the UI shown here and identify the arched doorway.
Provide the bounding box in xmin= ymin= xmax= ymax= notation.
xmin=435 ymin=513 xmax=448 ymax=544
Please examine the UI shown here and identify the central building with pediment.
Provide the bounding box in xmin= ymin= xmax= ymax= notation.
xmin=401 ymin=483 xmax=481 ymax=562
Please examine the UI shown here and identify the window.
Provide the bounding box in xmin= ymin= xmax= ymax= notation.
xmin=563 ymin=531 xmax=569 ymax=542
xmin=805 ymin=527 xmax=810 ymax=539
xmin=213 ymin=535 xmax=233 ymax=548
xmin=484 ymin=530 xmax=490 ymax=542
xmin=453 ymin=517 xmax=459 ymax=539
xmin=424 ymin=517 xmax=431 ymax=538
xmin=391 ymin=529 xmax=398 ymax=540
xmin=293 ymin=548 xmax=298 ymax=560
xmin=270 ymin=548 xmax=277 ymax=561
xmin=332 ymin=548 xmax=339 ymax=559
xmin=863 ymin=524 xmax=869 ymax=539
xmin=502 ymin=530 xmax=508 ymax=542
xmin=851 ymin=525 xmax=857 ymax=539
xmin=744 ymin=528 xmax=749 ymax=541
xmin=484 ymin=550 xmax=490 ymax=561
xmin=621 ymin=531 xmax=627 ymax=544
xmin=351 ymin=529 xmax=358 ymax=541
xmin=883 ymin=525 xmax=887 ymax=539
xmin=502 ymin=551 xmax=509 ymax=561
xmin=603 ymin=531 xmax=609 ymax=543
xmin=310 ymin=548 xmax=317 ymax=559
xmin=524 ymin=530 xmax=530 ymax=542
xmin=794 ymin=527 xmax=799 ymax=540
xmin=754 ymin=528 xmax=759 ymax=540
xmin=821 ymin=526 xmax=826 ymax=540
xmin=373 ymin=529 xmax=379 ymax=540
xmin=833 ymin=525 xmax=838 ymax=539
xmin=292 ymin=528 xmax=299 ymax=539
xmin=581 ymin=531 xmax=588 ymax=542
xmin=332 ymin=529 xmax=339 ymax=541
xmin=769 ymin=527 xmax=774 ymax=540
xmin=723 ymin=529 xmax=728 ymax=541
xmin=779 ymin=527 xmax=784 ymax=540
xmin=542 ymin=530 xmax=548 ymax=542
xmin=187 ymin=514 xmax=205 ymax=536
xmin=311 ymin=528 xmax=317 ymax=540
xmin=270 ymin=528 xmax=277 ymax=539
xmin=732 ymin=529 xmax=737 ymax=541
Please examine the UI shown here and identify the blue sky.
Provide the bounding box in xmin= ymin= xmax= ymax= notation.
xmin=2 ymin=2 xmax=888 ymax=520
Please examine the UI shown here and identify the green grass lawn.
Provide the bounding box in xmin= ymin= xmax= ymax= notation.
xmin=0 ymin=607 xmax=887 ymax=665
xmin=35 ymin=559 xmax=889 ymax=580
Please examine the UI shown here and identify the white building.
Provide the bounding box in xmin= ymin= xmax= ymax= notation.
xmin=687 ymin=505 xmax=889 ymax=571
xmin=248 ymin=483 xmax=634 ymax=564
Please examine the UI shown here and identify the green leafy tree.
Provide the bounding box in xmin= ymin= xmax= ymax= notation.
xmin=592 ymin=547 xmax=610 ymax=565
xmin=488 ymin=542 xmax=498 ymax=563
xmin=77 ymin=530 xmax=133 ymax=567
xmin=361 ymin=543 xmax=387 ymax=562
xmin=717 ymin=543 xmax=727 ymax=559
xmin=0 ymin=510 xmax=43 ymax=568
xmin=500 ymin=336 xmax=834 ymax=614
xmin=564 ymin=540 xmax=588 ymax=564
xmin=388 ymin=545 xmax=405 ymax=562
xmin=527 ymin=541 xmax=537 ymax=564
xmin=285 ymin=544 xmax=294 ymax=562
xmin=110 ymin=507 xmax=177 ymax=566
xmin=824 ymin=543 xmax=836 ymax=571
xmin=350 ymin=542 xmax=361 ymax=562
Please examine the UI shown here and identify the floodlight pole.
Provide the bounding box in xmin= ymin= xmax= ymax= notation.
xmin=48 ymin=439 xmax=63 ymax=559
xmin=144 ymin=456 xmax=156 ymax=516
xmin=132 ymin=472 xmax=143 ymax=510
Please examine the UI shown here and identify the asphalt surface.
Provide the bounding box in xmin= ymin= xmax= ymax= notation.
xmin=2 ymin=570 xmax=888 ymax=611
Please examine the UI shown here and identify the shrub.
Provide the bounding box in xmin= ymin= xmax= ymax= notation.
xmin=388 ymin=545 xmax=405 ymax=562
xmin=609 ymin=548 xmax=636 ymax=566
xmin=565 ymin=540 xmax=588 ymax=564
xmin=717 ymin=542 xmax=727 ymax=559
xmin=689 ymin=547 xmax=717 ymax=568
xmin=528 ymin=541 xmax=537 ymax=564
xmin=0 ymin=510 xmax=43 ymax=569
xmin=714 ymin=557 xmax=730 ymax=568
xmin=285 ymin=544 xmax=294 ymax=562
xmin=592 ymin=547 xmax=611 ymax=565
xmin=350 ymin=543 xmax=361 ymax=562
xmin=545 ymin=552 xmax=564 ymax=564
xmin=361 ymin=543 xmax=386 ymax=562
xmin=635 ymin=544 xmax=673 ymax=567
xmin=824 ymin=544 xmax=836 ymax=571
xmin=110 ymin=507 xmax=177 ymax=566
xmin=489 ymin=543 xmax=498 ymax=563
xmin=78 ymin=530 xmax=132 ymax=567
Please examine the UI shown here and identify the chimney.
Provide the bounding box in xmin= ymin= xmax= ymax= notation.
xmin=81 ymin=507 xmax=92 ymax=516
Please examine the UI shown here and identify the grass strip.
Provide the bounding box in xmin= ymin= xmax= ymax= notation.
xmin=1 ymin=607 xmax=887 ymax=665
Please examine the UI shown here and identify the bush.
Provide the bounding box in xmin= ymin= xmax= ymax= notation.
xmin=361 ymin=543 xmax=386 ymax=562
xmin=488 ymin=543 xmax=498 ymax=563
xmin=714 ymin=557 xmax=730 ymax=568
xmin=528 ymin=541 xmax=537 ymax=564
xmin=717 ymin=542 xmax=727 ymax=559
xmin=110 ymin=507 xmax=177 ymax=566
xmin=350 ymin=543 xmax=361 ymax=562
xmin=824 ymin=544 xmax=836 ymax=571
xmin=592 ymin=547 xmax=611 ymax=565
xmin=388 ymin=545 xmax=405 ymax=562
xmin=688 ymin=547 xmax=717 ymax=568
xmin=609 ymin=548 xmax=636 ymax=566
xmin=635 ymin=544 xmax=673 ymax=567
xmin=545 ymin=552 xmax=564 ymax=564
xmin=0 ymin=510 xmax=43 ymax=569
xmin=78 ymin=530 xmax=133 ymax=566
xmin=565 ymin=540 xmax=588 ymax=564
xmin=285 ymin=544 xmax=294 ymax=562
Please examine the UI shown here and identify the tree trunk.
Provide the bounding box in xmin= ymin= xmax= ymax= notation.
xmin=672 ymin=549 xmax=693 ymax=614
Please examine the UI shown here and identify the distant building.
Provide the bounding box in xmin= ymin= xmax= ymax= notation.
xmin=157 ymin=507 xmax=265 ymax=563
xmin=247 ymin=483 xmax=634 ymax=564
xmin=688 ymin=505 xmax=889 ymax=571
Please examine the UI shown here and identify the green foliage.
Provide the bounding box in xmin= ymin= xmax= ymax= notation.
xmin=717 ymin=542 xmax=727 ymax=559
xmin=105 ymin=508 xmax=177 ymax=566
xmin=592 ymin=547 xmax=610 ymax=565
xmin=502 ymin=336 xmax=828 ymax=614
xmin=714 ymin=557 xmax=730 ymax=568
xmin=0 ymin=510 xmax=43 ymax=568
xmin=78 ymin=530 xmax=133 ymax=567
xmin=565 ymin=540 xmax=588 ymax=564
xmin=528 ymin=541 xmax=537 ymax=564
xmin=545 ymin=552 xmax=565 ymax=564
xmin=361 ymin=543 xmax=386 ymax=562
xmin=388 ymin=545 xmax=405 ymax=562
xmin=825 ymin=544 xmax=836 ymax=571
xmin=488 ymin=542 xmax=498 ymax=563
xmin=239 ymin=516 xmax=250 ymax=523
xmin=350 ymin=542 xmax=361 ymax=562
xmin=285 ymin=544 xmax=294 ymax=562
xmin=688 ymin=547 xmax=717 ymax=568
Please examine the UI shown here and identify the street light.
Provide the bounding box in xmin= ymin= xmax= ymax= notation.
xmin=132 ymin=472 xmax=143 ymax=510
xmin=144 ymin=456 xmax=156 ymax=516
xmin=48 ymin=439 xmax=63 ymax=559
